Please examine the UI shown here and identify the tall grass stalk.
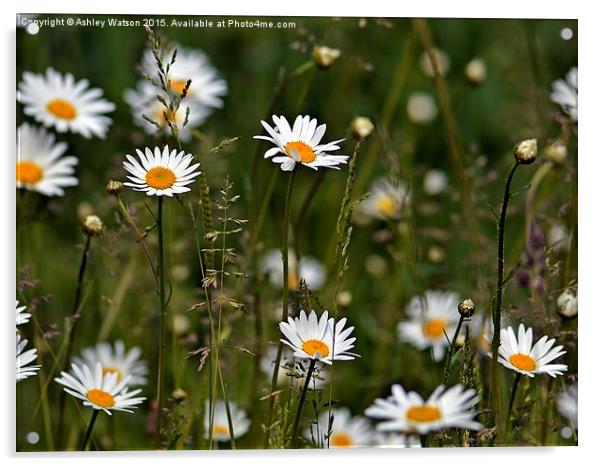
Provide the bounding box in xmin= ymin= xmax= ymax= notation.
xmin=265 ymin=167 xmax=298 ymax=447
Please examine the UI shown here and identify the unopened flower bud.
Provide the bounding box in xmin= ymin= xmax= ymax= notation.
xmin=514 ymin=139 xmax=538 ymax=165
xmin=458 ymin=298 xmax=476 ymax=318
xmin=543 ymin=142 xmax=568 ymax=164
xmin=312 ymin=45 xmax=340 ymax=69
xmin=465 ymin=58 xmax=487 ymax=85
xmin=171 ymin=388 xmax=188 ymax=403
xmin=349 ymin=116 xmax=374 ymax=139
xmin=83 ymin=215 xmax=104 ymax=236
xmin=106 ymin=180 xmax=123 ymax=195
xmin=557 ymin=288 xmax=577 ymax=319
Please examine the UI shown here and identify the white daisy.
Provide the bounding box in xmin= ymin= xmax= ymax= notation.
xmin=374 ymin=432 xmax=421 ymax=448
xmin=556 ymin=384 xmax=577 ymax=429
xmin=73 ymin=341 xmax=148 ymax=386
xmin=55 ymin=362 xmax=145 ymax=415
xmin=17 ymin=123 xmax=78 ymax=197
xmin=123 ymin=81 xmax=209 ymax=142
xmin=123 ymin=145 xmax=201 ymax=197
xmin=260 ymin=249 xmax=326 ymax=290
xmin=254 ymin=115 xmax=348 ymax=171
xmin=18 ymin=68 xmax=115 ymax=138
xmin=491 ymin=323 xmax=568 ymax=378
xmin=140 ymin=43 xmax=227 ymax=111
xmin=305 ymin=408 xmax=374 ymax=448
xmin=397 ymin=290 xmax=461 ymax=361
xmin=16 ymin=334 xmax=40 ymax=382
xmin=16 ymin=300 xmax=31 ymax=326
xmin=203 ymin=400 xmax=250 ymax=441
xmin=357 ymin=177 xmax=410 ymax=220
xmin=550 ymin=67 xmax=577 ymax=122
xmin=423 ymin=169 xmax=448 ymax=196
xmin=419 ymin=48 xmax=450 ymax=78
xmin=279 ymin=310 xmax=358 ymax=365
xmin=365 ymin=384 xmax=482 ymax=434
xmin=260 ymin=345 xmax=329 ymax=390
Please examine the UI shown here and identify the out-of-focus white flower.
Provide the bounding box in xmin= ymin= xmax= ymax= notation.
xmin=556 ymin=384 xmax=577 ymax=430
xmin=423 ymin=169 xmax=448 ymax=195
xmin=305 ymin=408 xmax=374 ymax=448
xmin=357 ymin=177 xmax=410 ymax=220
xmin=548 ymin=222 xmax=569 ymax=251
xmin=551 ymin=67 xmax=577 ymax=122
xmin=557 ymin=288 xmax=577 ymax=319
xmin=419 ymin=48 xmax=450 ymax=78
xmin=465 ymin=58 xmax=487 ymax=84
xmin=407 ymin=92 xmax=438 ymax=124
xmin=203 ymin=400 xmax=250 ymax=441
xmin=260 ymin=249 xmax=326 ymax=290
xmin=349 ymin=116 xmax=375 ymax=139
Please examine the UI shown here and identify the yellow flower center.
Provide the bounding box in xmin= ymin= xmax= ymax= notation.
xmin=509 ymin=353 xmax=536 ymax=371
xmin=16 ymin=161 xmax=43 ymax=184
xmin=302 ymin=339 xmax=330 ymax=358
xmin=46 ymin=98 xmax=77 ymax=120
xmin=331 ymin=432 xmax=353 ymax=447
xmin=376 ymin=195 xmax=397 ymax=217
xmin=288 ymin=269 xmax=299 ymax=290
xmin=102 ymin=366 xmax=123 ymax=382
xmin=406 ymin=405 xmax=442 ymax=423
xmin=422 ymin=318 xmax=447 ymax=339
xmin=285 ymin=141 xmax=317 ymax=163
xmin=86 ymin=389 xmax=115 ymax=408
xmin=212 ymin=424 xmax=229 ymax=437
xmin=145 ymin=166 xmax=176 ymax=190
xmin=170 ymin=79 xmax=189 ymax=95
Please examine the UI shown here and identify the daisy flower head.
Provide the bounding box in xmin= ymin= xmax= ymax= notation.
xmin=260 ymin=249 xmax=326 ymax=291
xmin=55 ymin=362 xmax=145 ymax=415
xmin=18 ymin=68 xmax=115 ymax=138
xmin=254 ymin=115 xmax=348 ymax=171
xmin=305 ymin=408 xmax=374 ymax=448
xmin=397 ymin=290 xmax=461 ymax=361
xmin=365 ymin=384 xmax=482 ymax=435
xmin=357 ymin=177 xmax=411 ymax=221
xmin=260 ymin=345 xmax=329 ymax=389
xmin=556 ymin=384 xmax=577 ymax=430
xmin=16 ymin=300 xmax=31 ymax=326
xmin=17 ymin=334 xmax=40 ymax=382
xmin=74 ymin=341 xmax=148 ymax=386
xmin=374 ymin=432 xmax=421 ymax=448
xmin=140 ymin=43 xmax=227 ymax=111
xmin=123 ymin=81 xmax=210 ymax=142
xmin=123 ymin=145 xmax=201 ymax=197
xmin=550 ymin=67 xmax=577 ymax=122
xmin=17 ymin=123 xmax=78 ymax=197
xmin=279 ymin=310 xmax=358 ymax=364
xmin=492 ymin=323 xmax=568 ymax=378
xmin=203 ymin=400 xmax=250 ymax=441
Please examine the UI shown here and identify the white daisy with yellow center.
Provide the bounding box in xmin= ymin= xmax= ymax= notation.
xmin=260 ymin=345 xmax=329 ymax=389
xmin=279 ymin=310 xmax=358 ymax=365
xmin=365 ymin=384 xmax=482 ymax=435
xmin=17 ymin=334 xmax=40 ymax=382
xmin=123 ymin=81 xmax=209 ymax=142
xmin=491 ymin=323 xmax=567 ymax=378
xmin=550 ymin=67 xmax=577 ymax=122
xmin=203 ymin=400 xmax=250 ymax=441
xmin=74 ymin=341 xmax=148 ymax=386
xmin=305 ymin=408 xmax=373 ymax=448
xmin=123 ymin=145 xmax=201 ymax=197
xmin=17 ymin=123 xmax=78 ymax=197
xmin=55 ymin=363 xmax=145 ymax=415
xmin=260 ymin=249 xmax=326 ymax=291
xmin=358 ymin=177 xmax=410 ymax=220
xmin=254 ymin=115 xmax=349 ymax=171
xmin=397 ymin=290 xmax=461 ymax=361
xmin=19 ymin=68 xmax=115 ymax=138
xmin=140 ymin=43 xmax=227 ymax=111
xmin=16 ymin=300 xmax=31 ymax=326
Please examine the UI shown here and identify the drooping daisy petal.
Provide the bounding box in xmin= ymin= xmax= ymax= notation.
xmin=18 ymin=68 xmax=115 ymax=138
xmin=254 ymin=115 xmax=348 ymax=172
xmin=122 ymin=145 xmax=201 ymax=197
xmin=17 ymin=123 xmax=78 ymax=197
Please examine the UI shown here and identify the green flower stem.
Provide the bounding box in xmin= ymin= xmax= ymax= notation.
xmin=489 ymin=161 xmax=520 ymax=431
xmin=289 ymin=358 xmax=317 ymax=448
xmin=442 ymin=316 xmax=466 ymax=385
xmin=156 ymin=196 xmax=167 ymax=446
xmin=265 ymin=167 xmax=297 ymax=447
xmin=81 ymin=409 xmax=99 ymax=451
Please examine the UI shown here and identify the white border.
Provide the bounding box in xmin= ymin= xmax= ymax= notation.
xmin=3 ymin=1 xmax=596 ymax=465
